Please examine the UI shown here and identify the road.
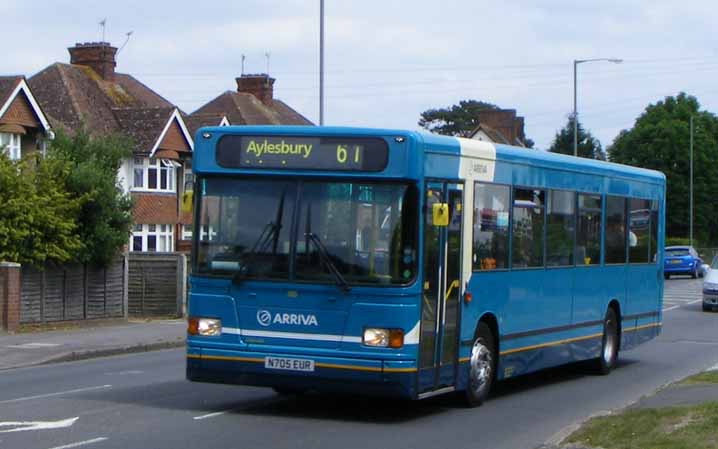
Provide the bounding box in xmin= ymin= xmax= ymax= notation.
xmin=0 ymin=277 xmax=716 ymax=449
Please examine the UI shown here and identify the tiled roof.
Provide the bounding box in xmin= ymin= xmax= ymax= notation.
xmin=191 ymin=91 xmax=312 ymax=126
xmin=0 ymin=76 xmax=23 ymax=111
xmin=183 ymin=112 xmax=227 ymax=137
xmin=113 ymin=108 xmax=175 ymax=155
xmin=28 ymin=63 xmax=186 ymax=154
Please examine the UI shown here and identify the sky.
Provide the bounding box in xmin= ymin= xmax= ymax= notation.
xmin=2 ymin=0 xmax=717 ymax=150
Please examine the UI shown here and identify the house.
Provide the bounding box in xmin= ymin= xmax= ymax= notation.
xmin=29 ymin=41 xmax=194 ymax=253
xmin=0 ymin=76 xmax=52 ymax=160
xmin=190 ymin=73 xmax=313 ymax=127
xmin=468 ymin=108 xmax=528 ymax=147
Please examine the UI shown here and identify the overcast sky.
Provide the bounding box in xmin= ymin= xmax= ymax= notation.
xmin=2 ymin=0 xmax=717 ymax=150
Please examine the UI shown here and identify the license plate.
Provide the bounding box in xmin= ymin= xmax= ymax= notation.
xmin=264 ymin=356 xmax=315 ymax=372
xmin=670 ymin=260 xmax=681 ymax=264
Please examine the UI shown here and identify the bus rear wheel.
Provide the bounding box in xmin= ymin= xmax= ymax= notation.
xmin=594 ymin=308 xmax=619 ymax=375
xmin=464 ymin=322 xmax=496 ymax=407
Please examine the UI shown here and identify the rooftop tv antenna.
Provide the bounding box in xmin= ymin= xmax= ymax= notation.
xmin=98 ymin=18 xmax=107 ymax=42
xmin=241 ymin=54 xmax=246 ymax=75
xmin=117 ymin=31 xmax=133 ymax=55
xmin=265 ymin=52 xmax=271 ymax=75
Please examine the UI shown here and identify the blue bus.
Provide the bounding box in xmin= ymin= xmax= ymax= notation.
xmin=186 ymin=126 xmax=665 ymax=406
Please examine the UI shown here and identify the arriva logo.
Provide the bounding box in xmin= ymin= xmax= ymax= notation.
xmin=256 ymin=310 xmax=272 ymax=327
xmin=256 ymin=309 xmax=319 ymax=327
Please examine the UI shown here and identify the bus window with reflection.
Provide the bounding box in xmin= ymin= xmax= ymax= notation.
xmin=577 ymin=194 xmax=602 ymax=265
xmin=605 ymin=196 xmax=627 ymax=264
xmin=472 ymin=183 xmax=510 ymax=270
xmin=512 ymin=188 xmax=545 ymax=268
xmin=546 ymin=190 xmax=576 ymax=267
xmin=629 ymin=198 xmax=651 ymax=263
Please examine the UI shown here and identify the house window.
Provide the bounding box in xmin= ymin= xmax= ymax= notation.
xmin=181 ymin=225 xmax=217 ymax=241
xmin=132 ymin=158 xmax=177 ymax=192
xmin=130 ymin=224 xmax=174 ymax=252
xmin=0 ymin=133 xmax=22 ymax=160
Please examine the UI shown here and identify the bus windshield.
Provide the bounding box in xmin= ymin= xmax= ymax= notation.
xmin=195 ymin=178 xmax=418 ymax=286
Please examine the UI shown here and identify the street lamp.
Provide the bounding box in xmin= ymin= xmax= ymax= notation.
xmin=573 ymin=58 xmax=623 ymax=156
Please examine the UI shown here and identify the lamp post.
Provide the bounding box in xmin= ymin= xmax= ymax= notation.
xmin=690 ymin=115 xmax=694 ymax=247
xmin=573 ymin=58 xmax=623 ymax=156
xmin=319 ymin=0 xmax=325 ymax=125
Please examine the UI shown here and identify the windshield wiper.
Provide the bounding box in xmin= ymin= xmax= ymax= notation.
xmin=232 ymin=189 xmax=286 ymax=285
xmin=305 ymin=232 xmax=351 ymax=293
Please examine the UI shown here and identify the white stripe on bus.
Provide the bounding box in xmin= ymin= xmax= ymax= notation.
xmin=222 ymin=321 xmax=421 ymax=345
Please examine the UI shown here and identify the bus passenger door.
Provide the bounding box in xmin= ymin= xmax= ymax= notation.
xmin=418 ymin=182 xmax=463 ymax=394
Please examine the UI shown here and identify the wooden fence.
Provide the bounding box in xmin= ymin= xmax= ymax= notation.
xmin=20 ymin=256 xmax=128 ymax=324
xmin=128 ymin=252 xmax=187 ymax=317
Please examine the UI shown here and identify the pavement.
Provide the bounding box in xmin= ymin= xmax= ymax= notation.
xmin=0 ymin=319 xmax=186 ymax=370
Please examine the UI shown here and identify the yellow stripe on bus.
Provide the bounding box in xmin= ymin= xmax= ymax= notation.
xmin=500 ymin=333 xmax=603 ymax=356
xmin=499 ymin=322 xmax=661 ymax=356
xmin=187 ymin=354 xmax=416 ymax=373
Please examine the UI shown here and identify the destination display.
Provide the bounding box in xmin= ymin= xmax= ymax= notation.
xmin=216 ymin=135 xmax=389 ymax=171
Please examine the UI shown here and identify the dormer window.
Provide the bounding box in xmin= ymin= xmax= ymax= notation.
xmin=132 ymin=157 xmax=177 ymax=192
xmin=0 ymin=133 xmax=21 ymax=160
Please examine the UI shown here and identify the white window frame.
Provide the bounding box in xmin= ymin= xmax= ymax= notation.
xmin=130 ymin=224 xmax=174 ymax=252
xmin=0 ymin=133 xmax=22 ymax=160
xmin=181 ymin=224 xmax=217 ymax=242
xmin=131 ymin=157 xmax=177 ymax=193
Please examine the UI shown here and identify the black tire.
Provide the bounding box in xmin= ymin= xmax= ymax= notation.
xmin=464 ymin=322 xmax=496 ymax=407
xmin=664 ymin=273 xmax=670 ymax=280
xmin=594 ymin=308 xmax=619 ymax=375
xmin=691 ymin=268 xmax=698 ymax=279
xmin=703 ymin=303 xmax=711 ymax=312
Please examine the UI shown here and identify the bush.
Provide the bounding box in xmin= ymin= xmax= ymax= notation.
xmin=0 ymin=152 xmax=82 ymax=266
xmin=47 ymin=127 xmax=133 ymax=266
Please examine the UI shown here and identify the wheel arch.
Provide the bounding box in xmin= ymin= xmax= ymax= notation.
xmin=476 ymin=312 xmax=500 ymax=357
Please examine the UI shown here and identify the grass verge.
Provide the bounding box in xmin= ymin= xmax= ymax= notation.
xmin=564 ymin=402 xmax=718 ymax=449
xmin=677 ymin=370 xmax=718 ymax=386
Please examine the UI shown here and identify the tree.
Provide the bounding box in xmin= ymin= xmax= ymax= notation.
xmin=609 ymin=93 xmax=718 ymax=245
xmin=548 ymin=115 xmax=606 ymax=160
xmin=47 ymin=127 xmax=134 ymax=266
xmin=0 ymin=152 xmax=81 ymax=266
xmin=419 ymin=100 xmax=501 ymax=137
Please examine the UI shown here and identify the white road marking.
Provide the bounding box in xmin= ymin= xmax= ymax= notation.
xmin=193 ymin=410 xmax=231 ymax=420
xmin=663 ymin=305 xmax=680 ymax=312
xmin=47 ymin=437 xmax=108 ymax=449
xmin=0 ymin=417 xmax=78 ymax=433
xmin=0 ymin=385 xmax=112 ymax=404
xmin=103 ymin=370 xmax=143 ymax=376
xmin=5 ymin=343 xmax=61 ymax=349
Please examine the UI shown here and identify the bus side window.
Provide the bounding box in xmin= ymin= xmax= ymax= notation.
xmin=546 ymin=190 xmax=576 ymax=267
xmin=512 ymin=188 xmax=545 ymax=268
xmin=628 ymin=198 xmax=651 ymax=263
xmin=605 ymin=196 xmax=627 ymax=264
xmin=472 ymin=182 xmax=510 ymax=270
xmin=577 ymin=194 xmax=602 ymax=265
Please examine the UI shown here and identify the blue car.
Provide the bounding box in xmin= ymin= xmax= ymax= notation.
xmin=664 ymin=246 xmax=704 ymax=279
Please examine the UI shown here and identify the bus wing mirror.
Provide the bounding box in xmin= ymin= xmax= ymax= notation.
xmin=181 ymin=191 xmax=193 ymax=214
xmin=432 ymin=203 xmax=449 ymax=227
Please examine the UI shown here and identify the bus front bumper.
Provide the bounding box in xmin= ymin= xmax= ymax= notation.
xmin=186 ymin=345 xmax=417 ymax=398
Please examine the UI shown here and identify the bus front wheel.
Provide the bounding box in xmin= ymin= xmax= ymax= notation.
xmin=464 ymin=322 xmax=496 ymax=407
xmin=594 ymin=308 xmax=619 ymax=375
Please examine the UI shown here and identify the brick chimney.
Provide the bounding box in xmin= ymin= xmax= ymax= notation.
xmin=68 ymin=42 xmax=118 ymax=81
xmin=236 ymin=74 xmax=275 ymax=105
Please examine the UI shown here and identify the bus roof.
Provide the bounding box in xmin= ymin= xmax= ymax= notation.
xmin=195 ymin=125 xmax=665 ymax=184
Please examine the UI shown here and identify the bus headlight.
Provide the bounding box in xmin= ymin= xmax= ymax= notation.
xmin=188 ymin=317 xmax=222 ymax=336
xmin=363 ymin=328 xmax=404 ymax=348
